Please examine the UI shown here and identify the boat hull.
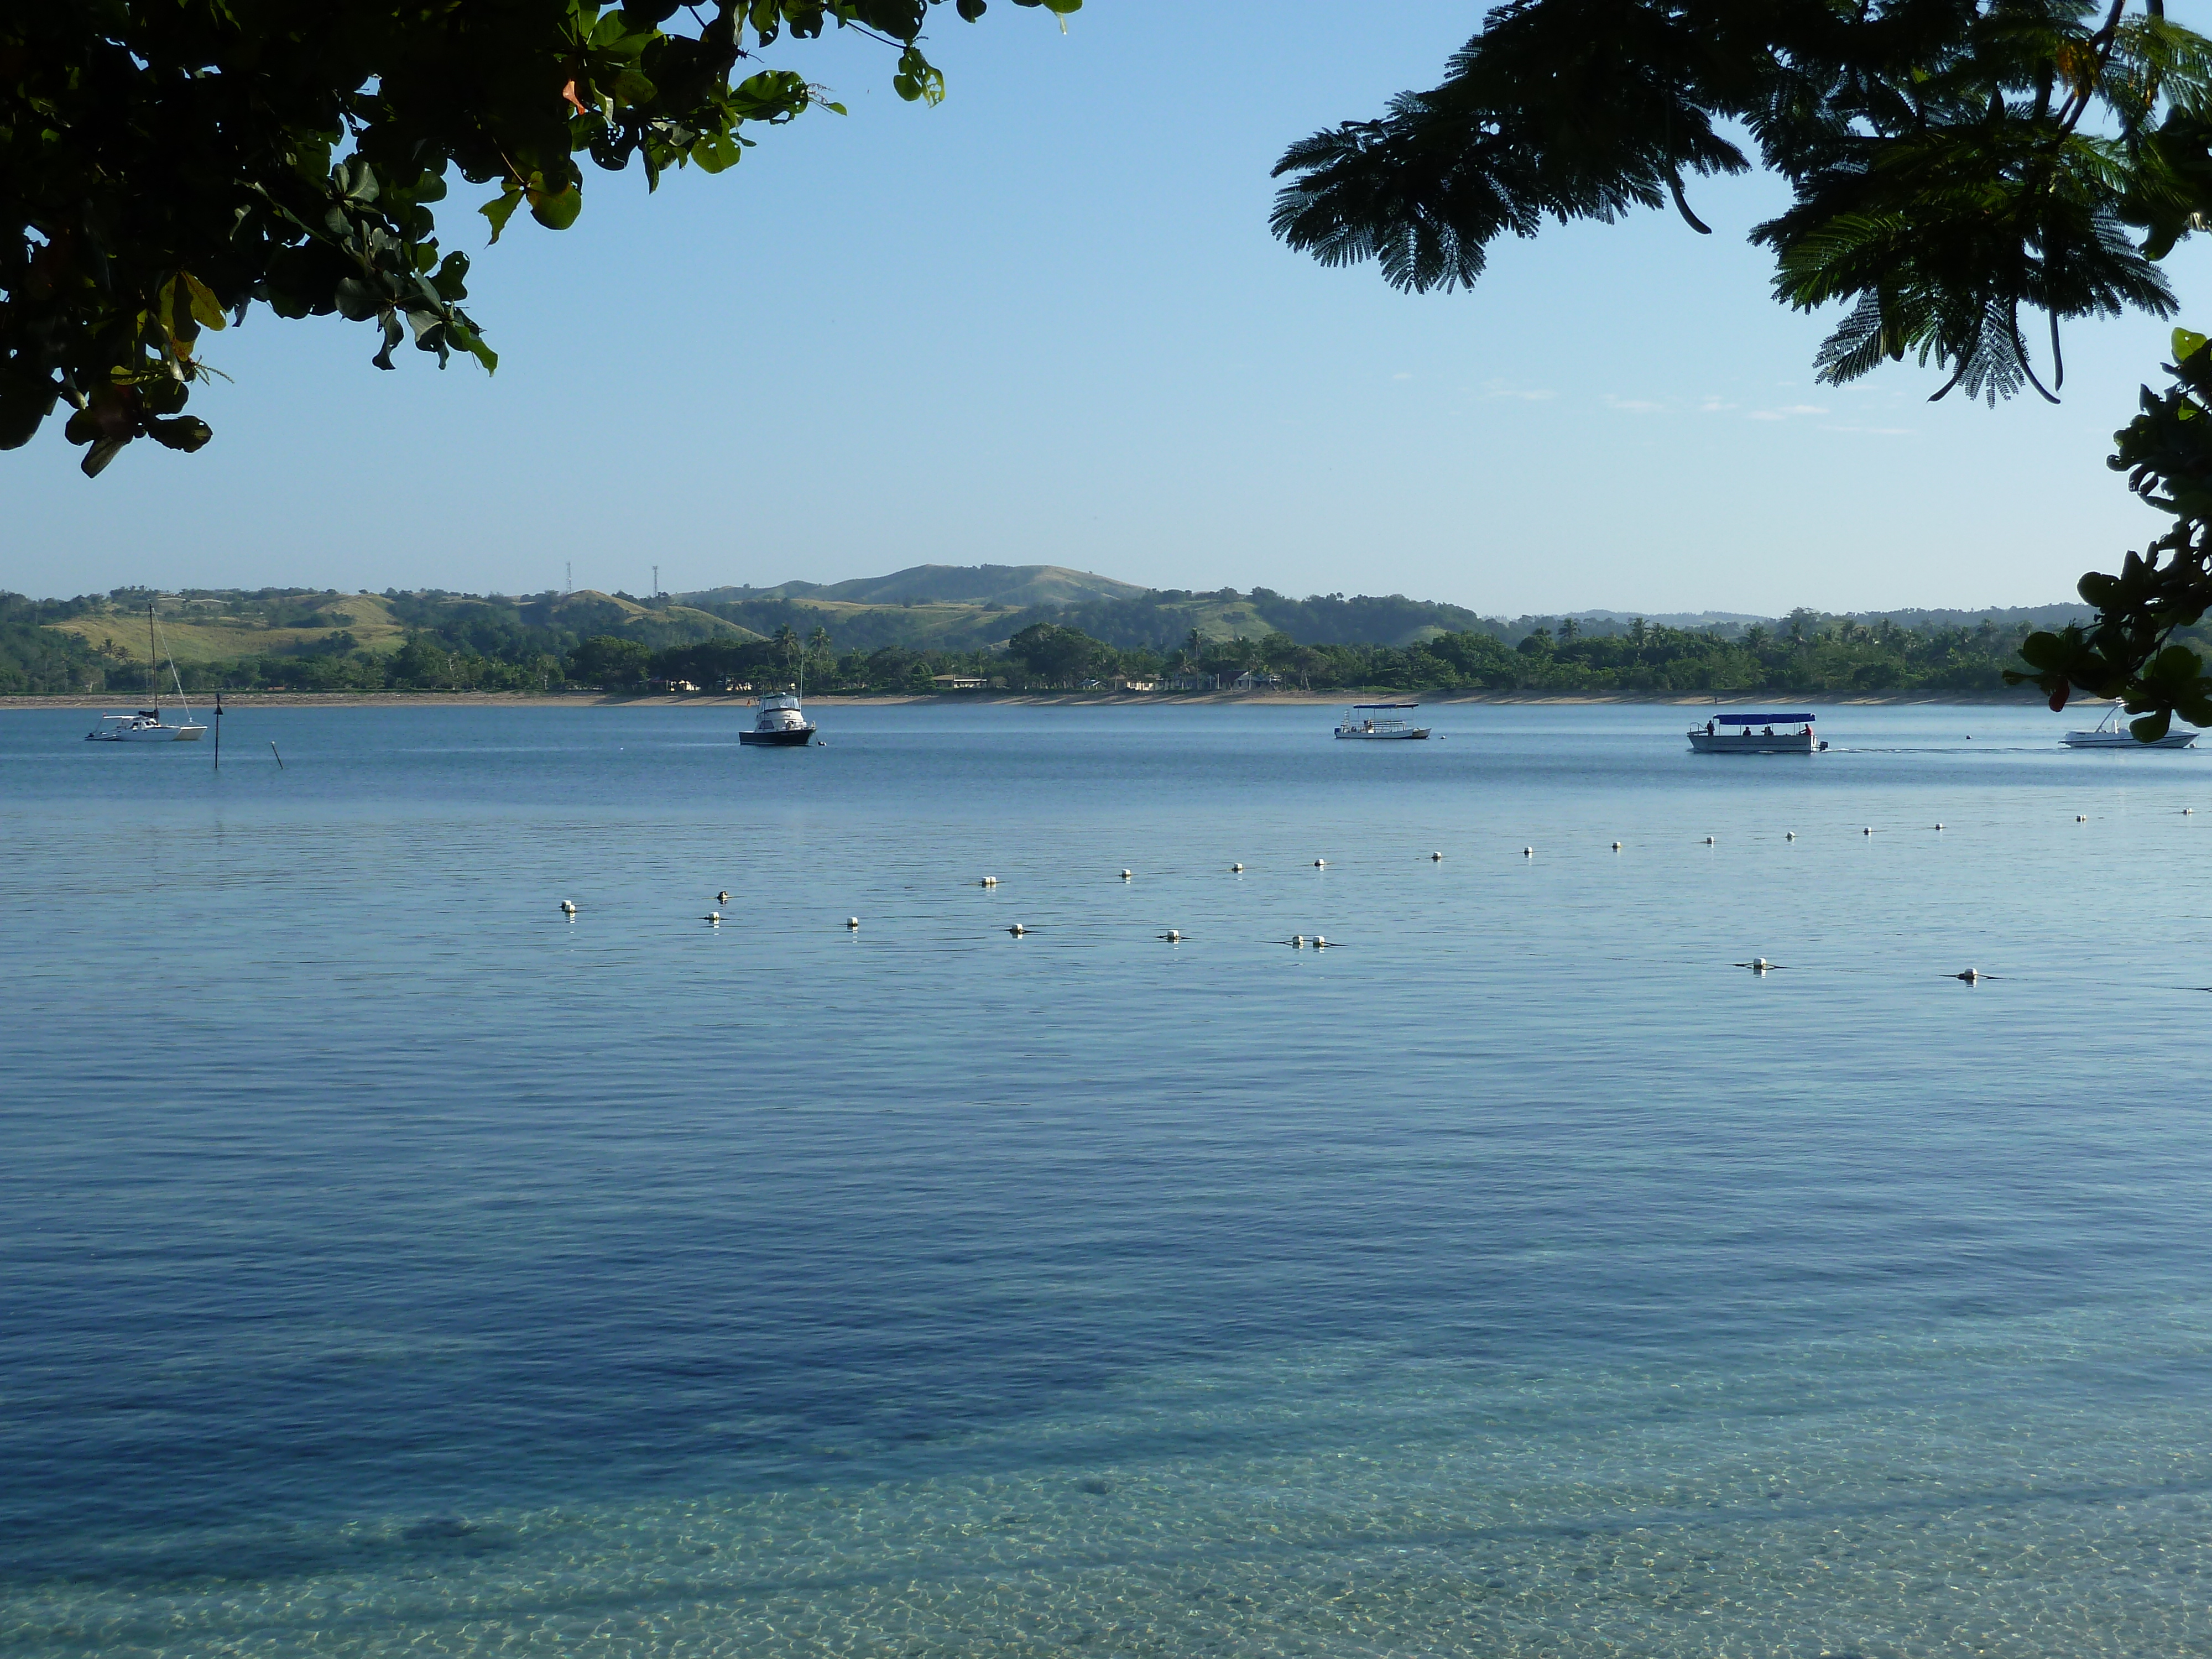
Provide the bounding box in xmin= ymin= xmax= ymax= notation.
xmin=1689 ymin=732 xmax=1820 ymax=754
xmin=2060 ymin=731 xmax=2198 ymax=748
xmin=87 ymin=724 xmax=206 ymax=743
xmin=739 ymin=726 xmax=817 ymax=747
xmin=1335 ymin=728 xmax=1430 ymax=740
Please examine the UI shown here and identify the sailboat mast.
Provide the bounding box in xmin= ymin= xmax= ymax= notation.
xmin=147 ymin=603 xmax=157 ymax=706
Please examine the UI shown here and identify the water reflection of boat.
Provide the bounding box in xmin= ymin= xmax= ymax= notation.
xmin=1688 ymin=712 xmax=1826 ymax=754
xmin=2060 ymin=702 xmax=2199 ymax=748
xmin=1334 ymin=703 xmax=1431 ymax=739
xmin=740 ymin=691 xmax=817 ymax=747
xmin=86 ymin=605 xmax=206 ymax=743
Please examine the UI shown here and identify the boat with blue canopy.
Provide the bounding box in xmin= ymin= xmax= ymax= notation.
xmin=1688 ymin=712 xmax=1827 ymax=754
xmin=1335 ymin=703 xmax=1431 ymax=740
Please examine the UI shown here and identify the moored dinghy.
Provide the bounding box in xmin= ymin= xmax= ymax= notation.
xmin=1688 ymin=712 xmax=1827 ymax=754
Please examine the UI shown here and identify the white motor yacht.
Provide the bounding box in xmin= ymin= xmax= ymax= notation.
xmin=1334 ymin=703 xmax=1431 ymax=739
xmin=2060 ymin=702 xmax=2199 ymax=748
xmin=86 ymin=604 xmax=206 ymax=742
xmin=740 ymin=691 xmax=817 ymax=747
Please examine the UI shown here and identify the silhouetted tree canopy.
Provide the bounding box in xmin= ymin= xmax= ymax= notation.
xmin=1 ymin=0 xmax=1077 ymax=474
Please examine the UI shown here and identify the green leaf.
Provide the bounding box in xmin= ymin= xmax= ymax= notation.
xmin=2175 ymin=327 xmax=2209 ymax=363
xmin=481 ymin=188 xmax=524 ymax=243
xmin=528 ymin=185 xmax=583 ymax=231
xmin=180 ymin=272 xmax=227 ymax=331
xmin=2131 ymin=708 xmax=2174 ymax=743
xmin=145 ymin=415 xmax=212 ymax=453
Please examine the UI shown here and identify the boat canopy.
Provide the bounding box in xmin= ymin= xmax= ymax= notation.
xmin=1709 ymin=712 xmax=1813 ymax=724
xmin=1352 ymin=703 xmax=1419 ymax=710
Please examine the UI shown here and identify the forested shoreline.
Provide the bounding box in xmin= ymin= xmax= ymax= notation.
xmin=0 ymin=586 xmax=2156 ymax=700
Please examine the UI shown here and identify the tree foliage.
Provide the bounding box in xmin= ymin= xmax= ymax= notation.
xmin=2 ymin=0 xmax=1077 ymax=474
xmin=1272 ymin=0 xmax=2212 ymax=736
xmin=1271 ymin=0 xmax=2212 ymax=405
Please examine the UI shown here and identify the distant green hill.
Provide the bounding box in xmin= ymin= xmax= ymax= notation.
xmin=684 ymin=563 xmax=1147 ymax=610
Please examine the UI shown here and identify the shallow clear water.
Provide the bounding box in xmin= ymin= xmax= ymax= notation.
xmin=3 ymin=701 xmax=2209 ymax=1656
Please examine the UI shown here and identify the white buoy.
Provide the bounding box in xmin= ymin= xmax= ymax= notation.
xmin=1933 ymin=824 xmax=1943 ymax=832
xmin=1120 ymin=869 xmax=1133 ymax=880
xmin=1611 ymin=841 xmax=1622 ymax=852
xmin=1956 ymin=968 xmax=1980 ymax=983
xmin=1162 ymin=929 xmax=1182 ymax=942
xmin=1230 ymin=863 xmax=1244 ymax=873
xmin=846 ymin=916 xmax=859 ymax=929
xmin=1312 ymin=935 xmax=1329 ymax=948
xmin=1785 ymin=832 xmax=1797 ymax=841
xmin=560 ymin=900 xmax=576 ymax=914
xmin=1008 ymin=923 xmax=1027 ymax=936
xmin=1291 ymin=935 xmax=1306 ymax=948
xmin=1751 ymin=957 xmax=1771 ymax=972
xmin=1863 ymin=827 xmax=1873 ymax=836
xmin=1313 ymin=858 xmax=1327 ymax=868
xmin=704 ymin=911 xmax=722 ymax=922
xmin=979 ymin=875 xmax=998 ymax=886
xmin=1704 ymin=836 xmax=1715 ymax=846
xmin=1430 ymin=852 xmax=1443 ymax=862
xmin=1522 ymin=847 xmax=1533 ymax=857
xmin=2185 ymin=808 xmax=2196 ymax=816
xmin=2076 ymin=815 xmax=2088 ymax=823
xmin=717 ymin=890 xmax=730 ymax=903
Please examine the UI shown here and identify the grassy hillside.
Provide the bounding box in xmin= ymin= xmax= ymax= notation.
xmin=50 ymin=591 xmax=409 ymax=664
xmin=687 ymin=563 xmax=1147 ymax=610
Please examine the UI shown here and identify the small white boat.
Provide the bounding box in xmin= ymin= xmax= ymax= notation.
xmin=2060 ymin=702 xmax=2198 ymax=748
xmin=89 ymin=709 xmax=205 ymax=743
xmin=1689 ymin=712 xmax=1826 ymax=754
xmin=87 ymin=604 xmax=206 ymax=742
xmin=740 ymin=691 xmax=817 ymax=747
xmin=1335 ymin=703 xmax=1430 ymax=739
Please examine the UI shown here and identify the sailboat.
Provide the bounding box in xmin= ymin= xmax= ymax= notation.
xmin=86 ymin=604 xmax=207 ymax=742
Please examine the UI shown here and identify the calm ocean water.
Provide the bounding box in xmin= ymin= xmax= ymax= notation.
xmin=3 ymin=700 xmax=2209 ymax=1657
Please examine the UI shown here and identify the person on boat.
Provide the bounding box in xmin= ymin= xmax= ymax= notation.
xmin=1763 ymin=725 xmax=1773 ymax=737
xmin=1705 ymin=719 xmax=1715 ymax=735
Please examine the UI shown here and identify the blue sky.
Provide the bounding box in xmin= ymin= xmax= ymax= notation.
xmin=11 ymin=1 xmax=2212 ymax=615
